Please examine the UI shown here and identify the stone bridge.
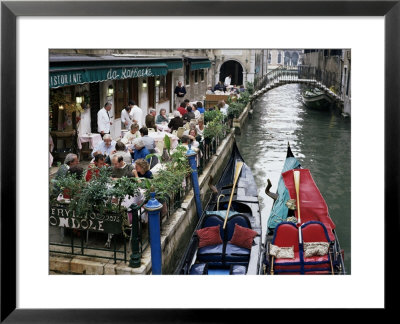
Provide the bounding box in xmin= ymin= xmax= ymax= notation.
xmin=254 ymin=66 xmax=344 ymax=105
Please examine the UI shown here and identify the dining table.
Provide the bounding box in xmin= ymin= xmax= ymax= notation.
xmin=77 ymin=133 xmax=102 ymax=150
xmin=148 ymin=131 xmax=179 ymax=151
xmin=156 ymin=123 xmax=171 ymax=133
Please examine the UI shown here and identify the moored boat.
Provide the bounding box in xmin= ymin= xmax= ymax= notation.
xmin=175 ymin=141 xmax=262 ymax=275
xmin=261 ymin=144 xmax=345 ymax=275
xmin=302 ymin=87 xmax=332 ymax=110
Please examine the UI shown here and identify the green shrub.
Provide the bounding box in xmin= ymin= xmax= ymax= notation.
xmin=227 ymin=102 xmax=246 ymax=119
xmin=245 ymin=81 xmax=255 ymax=95
xmin=204 ymin=109 xmax=223 ymax=124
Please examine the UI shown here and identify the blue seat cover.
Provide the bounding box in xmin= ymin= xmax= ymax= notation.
xmin=197 ymin=244 xmax=224 ymax=264
xmin=230 ymin=265 xmax=247 ymax=275
xmin=208 ymin=269 xmax=231 ymax=275
xmin=226 ymin=215 xmax=251 ymax=241
xmin=201 ymin=215 xmax=224 ymax=239
xmin=225 ymin=243 xmax=250 ymax=262
xmin=189 ymin=263 xmax=207 ymax=275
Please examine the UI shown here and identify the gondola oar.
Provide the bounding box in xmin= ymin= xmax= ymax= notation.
xmin=293 ymin=170 xmax=301 ymax=226
xmin=293 ymin=170 xmax=304 ymax=274
xmin=223 ymin=161 xmax=244 ymax=230
xmin=293 ymin=170 xmax=303 ymax=247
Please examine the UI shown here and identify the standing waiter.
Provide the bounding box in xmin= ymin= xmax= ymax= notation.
xmin=98 ymin=101 xmax=113 ymax=138
xmin=174 ymin=81 xmax=186 ymax=108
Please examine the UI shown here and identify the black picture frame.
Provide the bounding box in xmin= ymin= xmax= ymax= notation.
xmin=1 ymin=0 xmax=397 ymax=322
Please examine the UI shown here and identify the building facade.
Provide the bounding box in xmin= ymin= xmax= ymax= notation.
xmin=49 ymin=49 xmax=271 ymax=164
xmin=301 ymin=49 xmax=351 ymax=115
xmin=267 ymin=49 xmax=303 ymax=70
xmin=49 ymin=49 xmax=269 ymax=142
xmin=210 ymin=49 xmax=267 ymax=88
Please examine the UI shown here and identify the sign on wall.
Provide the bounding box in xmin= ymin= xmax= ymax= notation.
xmin=221 ymin=50 xmax=243 ymax=56
xmin=49 ymin=66 xmax=168 ymax=88
xmin=49 ymin=205 xmax=123 ymax=234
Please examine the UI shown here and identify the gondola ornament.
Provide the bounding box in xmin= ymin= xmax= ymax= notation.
xmin=265 ymin=179 xmax=278 ymax=200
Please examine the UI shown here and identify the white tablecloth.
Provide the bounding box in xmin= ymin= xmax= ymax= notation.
xmin=148 ymin=131 xmax=179 ymax=150
xmin=121 ymin=129 xmax=129 ymax=139
xmin=156 ymin=123 xmax=171 ymax=132
xmin=77 ymin=133 xmax=102 ymax=150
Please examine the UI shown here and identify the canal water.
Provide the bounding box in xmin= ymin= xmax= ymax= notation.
xmin=237 ymin=83 xmax=351 ymax=273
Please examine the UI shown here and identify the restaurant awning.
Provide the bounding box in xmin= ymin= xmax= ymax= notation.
xmin=49 ymin=55 xmax=183 ymax=88
xmin=186 ymin=57 xmax=212 ymax=70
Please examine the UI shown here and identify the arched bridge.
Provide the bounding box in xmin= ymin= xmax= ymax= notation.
xmin=254 ymin=66 xmax=344 ymax=104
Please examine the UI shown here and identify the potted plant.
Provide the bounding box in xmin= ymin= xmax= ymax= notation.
xmin=50 ymin=167 xmax=130 ymax=235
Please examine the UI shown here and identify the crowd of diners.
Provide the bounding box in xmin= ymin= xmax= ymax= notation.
xmin=54 ymin=87 xmax=240 ymax=195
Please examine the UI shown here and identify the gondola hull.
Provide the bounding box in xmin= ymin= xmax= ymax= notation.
xmin=261 ymin=145 xmax=345 ymax=275
xmin=302 ymin=88 xmax=332 ymax=110
xmin=175 ymin=141 xmax=262 ymax=275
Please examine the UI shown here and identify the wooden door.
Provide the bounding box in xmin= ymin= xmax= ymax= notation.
xmin=166 ymin=72 xmax=172 ymax=112
xmin=129 ymin=78 xmax=139 ymax=105
xmin=148 ymin=77 xmax=155 ymax=108
xmin=89 ymin=82 xmax=100 ymax=133
xmin=115 ymin=79 xmax=128 ymax=119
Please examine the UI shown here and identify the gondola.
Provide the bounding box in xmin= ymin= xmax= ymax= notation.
xmin=175 ymin=141 xmax=262 ymax=275
xmin=302 ymin=87 xmax=332 ymax=110
xmin=261 ymin=143 xmax=345 ymax=275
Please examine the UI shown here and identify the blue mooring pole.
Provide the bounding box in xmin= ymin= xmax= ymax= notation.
xmin=144 ymin=191 xmax=163 ymax=275
xmin=186 ymin=144 xmax=203 ymax=219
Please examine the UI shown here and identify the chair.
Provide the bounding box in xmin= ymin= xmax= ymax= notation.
xmin=270 ymin=222 xmax=301 ymax=274
xmin=225 ymin=215 xmax=253 ymax=265
xmin=196 ymin=215 xmax=225 ymax=267
xmin=149 ymin=155 xmax=159 ymax=170
xmin=301 ymin=221 xmax=332 ymax=274
xmin=148 ymin=128 xmax=156 ymax=133
xmin=176 ymin=127 xmax=186 ymax=139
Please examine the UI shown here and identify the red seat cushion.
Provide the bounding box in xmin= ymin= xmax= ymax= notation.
xmin=302 ymin=222 xmax=330 ymax=243
xmin=228 ymin=224 xmax=257 ymax=249
xmin=273 ymin=223 xmax=300 ymax=252
xmin=196 ymin=225 xmax=223 ymax=248
xmin=274 ymin=252 xmax=302 ymax=273
xmin=304 ymin=254 xmax=330 ymax=264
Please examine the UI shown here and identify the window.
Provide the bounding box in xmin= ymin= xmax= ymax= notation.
xmin=346 ymin=69 xmax=350 ymax=96
xmin=194 ymin=70 xmax=198 ymax=83
xmin=185 ymin=63 xmax=190 ymax=85
xmin=277 ymin=53 xmax=281 ymax=64
xmin=114 ymin=79 xmax=128 ymax=119
xmin=268 ymin=53 xmax=271 ymax=64
xmin=200 ymin=69 xmax=205 ymax=82
xmin=158 ymin=75 xmax=168 ymax=102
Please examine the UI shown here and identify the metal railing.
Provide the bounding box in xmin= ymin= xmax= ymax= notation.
xmin=49 ymin=171 xmax=194 ymax=266
xmin=255 ymin=65 xmax=344 ymax=101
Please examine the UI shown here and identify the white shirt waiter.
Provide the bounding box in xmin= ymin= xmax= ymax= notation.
xmin=224 ymin=75 xmax=231 ymax=87
xmin=98 ymin=102 xmax=112 ymax=135
xmin=129 ymin=103 xmax=143 ymax=128
xmin=121 ymin=107 xmax=132 ymax=130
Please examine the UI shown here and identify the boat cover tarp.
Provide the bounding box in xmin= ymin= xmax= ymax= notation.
xmin=267 ymin=157 xmax=301 ymax=230
xmin=205 ymin=210 xmax=240 ymax=219
xmin=282 ymin=169 xmax=336 ymax=241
